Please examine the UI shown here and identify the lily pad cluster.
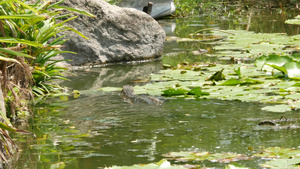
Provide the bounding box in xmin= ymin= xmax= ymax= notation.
xmin=105 ymin=159 xmax=247 ymax=169
xmin=100 ymin=57 xmax=300 ymax=112
xmin=173 ymin=29 xmax=300 ymax=61
xmin=253 ymin=147 xmax=300 ymax=168
xmin=105 ymin=147 xmax=300 ymax=169
xmin=255 ymin=54 xmax=300 ymax=79
xmin=100 ymin=28 xmax=300 ymax=113
xmin=129 ymin=60 xmax=300 ymax=112
xmin=105 ymin=159 xmax=187 ymax=169
xmin=163 ymin=151 xmax=249 ymax=163
xmin=211 ymin=30 xmax=300 ymax=60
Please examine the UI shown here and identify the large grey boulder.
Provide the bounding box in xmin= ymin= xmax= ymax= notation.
xmin=58 ymin=0 xmax=166 ymax=66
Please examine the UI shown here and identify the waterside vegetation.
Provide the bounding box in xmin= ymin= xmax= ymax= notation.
xmin=0 ymin=0 xmax=93 ymax=165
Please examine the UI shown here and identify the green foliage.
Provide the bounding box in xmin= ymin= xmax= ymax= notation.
xmin=188 ymin=87 xmax=209 ymax=97
xmin=0 ymin=0 xmax=93 ymax=99
xmin=102 ymin=147 xmax=300 ymax=168
xmin=0 ymin=0 xmax=93 ymax=162
xmin=221 ymin=78 xmax=264 ymax=86
xmin=256 ymin=54 xmax=300 ymax=80
xmin=285 ymin=15 xmax=300 ymax=25
xmin=162 ymin=87 xmax=189 ymax=96
xmin=163 ymin=151 xmax=249 ymax=163
xmin=206 ymin=68 xmax=225 ymax=81
xmin=173 ymin=0 xmax=201 ymax=17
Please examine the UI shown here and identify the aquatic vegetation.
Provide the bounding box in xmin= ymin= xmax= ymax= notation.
xmin=105 ymin=159 xmax=249 ymax=169
xmin=173 ymin=0 xmax=201 ymax=17
xmin=253 ymin=147 xmax=300 ymax=159
xmin=106 ymin=159 xmax=189 ymax=169
xmin=285 ymin=15 xmax=300 ymax=25
xmin=179 ymin=29 xmax=300 ymax=60
xmin=116 ymin=29 xmax=300 ymax=112
xmin=255 ymin=54 xmax=300 ymax=80
xmin=163 ymin=151 xmax=250 ymax=163
xmin=106 ymin=147 xmax=300 ymax=168
xmin=0 ymin=0 xmax=93 ymax=165
xmin=254 ymin=147 xmax=300 ymax=168
xmin=101 ymin=55 xmax=300 ymax=113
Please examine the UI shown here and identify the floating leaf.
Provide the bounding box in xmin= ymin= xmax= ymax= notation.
xmin=221 ymin=79 xmax=241 ymax=86
xmin=105 ymin=159 xmax=187 ymax=169
xmin=261 ymin=105 xmax=291 ymax=112
xmin=221 ymin=78 xmax=263 ymax=86
xmin=253 ymin=147 xmax=300 ymax=159
xmin=224 ymin=164 xmax=249 ymax=169
xmin=255 ymin=55 xmax=268 ymax=68
xmin=206 ymin=69 xmax=225 ymax=81
xmin=99 ymin=87 xmax=122 ymax=92
xmin=285 ymin=15 xmax=300 ymax=25
xmin=163 ymin=64 xmax=172 ymax=68
xmin=234 ymin=67 xmax=242 ymax=79
xmin=284 ymin=62 xmax=300 ymax=79
xmin=260 ymin=158 xmax=300 ymax=169
xmin=163 ymin=151 xmax=250 ymax=163
xmin=188 ymin=87 xmax=210 ymax=97
xmin=266 ymin=64 xmax=287 ymax=74
xmin=292 ymin=83 xmax=300 ymax=87
xmin=265 ymin=54 xmax=293 ymax=67
xmin=162 ymin=88 xmax=189 ymax=96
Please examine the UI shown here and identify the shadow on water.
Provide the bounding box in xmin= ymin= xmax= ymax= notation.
xmin=11 ymin=3 xmax=300 ymax=169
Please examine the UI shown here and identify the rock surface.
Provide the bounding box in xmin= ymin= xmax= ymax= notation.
xmin=58 ymin=0 xmax=166 ymax=66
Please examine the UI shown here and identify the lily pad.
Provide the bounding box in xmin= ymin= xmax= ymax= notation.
xmin=163 ymin=151 xmax=250 ymax=163
xmin=206 ymin=69 xmax=226 ymax=81
xmin=260 ymin=158 xmax=300 ymax=169
xmin=188 ymin=87 xmax=210 ymax=97
xmin=265 ymin=54 xmax=293 ymax=67
xmin=210 ymin=30 xmax=300 ymax=60
xmin=284 ymin=62 xmax=300 ymax=79
xmin=253 ymin=147 xmax=300 ymax=159
xmin=285 ymin=15 xmax=300 ymax=25
xmin=261 ymin=104 xmax=292 ymax=112
xmin=221 ymin=78 xmax=263 ymax=86
xmin=224 ymin=164 xmax=249 ymax=169
xmin=105 ymin=159 xmax=187 ymax=169
xmin=162 ymin=88 xmax=189 ymax=96
xmin=99 ymin=87 xmax=122 ymax=92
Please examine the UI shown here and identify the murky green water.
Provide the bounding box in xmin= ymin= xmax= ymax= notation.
xmin=11 ymin=7 xmax=300 ymax=169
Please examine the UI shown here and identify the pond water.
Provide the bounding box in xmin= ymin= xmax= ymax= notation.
xmin=11 ymin=7 xmax=300 ymax=169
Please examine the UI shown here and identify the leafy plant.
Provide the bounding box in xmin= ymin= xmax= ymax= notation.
xmin=255 ymin=54 xmax=300 ymax=80
xmin=0 ymin=0 xmax=94 ymax=164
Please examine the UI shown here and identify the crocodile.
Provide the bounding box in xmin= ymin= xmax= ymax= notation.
xmin=121 ymin=85 xmax=162 ymax=105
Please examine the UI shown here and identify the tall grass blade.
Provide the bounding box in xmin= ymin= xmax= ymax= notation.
xmin=15 ymin=0 xmax=39 ymax=14
xmin=0 ymin=0 xmax=16 ymax=5
xmin=0 ymin=48 xmax=35 ymax=58
xmin=0 ymin=15 xmax=46 ymax=19
xmin=0 ymin=56 xmax=21 ymax=64
xmin=0 ymin=37 xmax=43 ymax=47
xmin=53 ymin=5 xmax=95 ymax=17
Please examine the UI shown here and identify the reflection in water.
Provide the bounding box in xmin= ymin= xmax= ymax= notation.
xmin=62 ymin=60 xmax=163 ymax=90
